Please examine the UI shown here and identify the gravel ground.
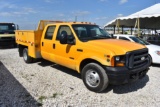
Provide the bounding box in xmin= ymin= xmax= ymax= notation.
xmin=0 ymin=47 xmax=160 ymax=107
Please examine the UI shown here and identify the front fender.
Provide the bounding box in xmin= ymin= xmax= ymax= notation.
xmin=75 ymin=52 xmax=112 ymax=73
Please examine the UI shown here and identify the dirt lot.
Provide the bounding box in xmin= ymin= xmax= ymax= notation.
xmin=0 ymin=48 xmax=160 ymax=107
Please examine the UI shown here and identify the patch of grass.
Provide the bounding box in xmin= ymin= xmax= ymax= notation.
xmin=38 ymin=96 xmax=47 ymax=103
xmin=51 ymin=93 xmax=63 ymax=98
xmin=52 ymin=93 xmax=58 ymax=98
xmin=59 ymin=93 xmax=63 ymax=96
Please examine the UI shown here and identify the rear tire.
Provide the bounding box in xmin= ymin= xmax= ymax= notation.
xmin=23 ymin=48 xmax=33 ymax=63
xmin=81 ymin=63 xmax=109 ymax=92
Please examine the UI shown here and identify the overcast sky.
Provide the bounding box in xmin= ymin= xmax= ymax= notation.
xmin=0 ymin=0 xmax=159 ymax=29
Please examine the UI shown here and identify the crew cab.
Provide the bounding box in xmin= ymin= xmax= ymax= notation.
xmin=15 ymin=20 xmax=150 ymax=92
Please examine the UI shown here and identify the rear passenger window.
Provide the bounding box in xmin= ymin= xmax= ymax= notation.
xmin=44 ymin=26 xmax=56 ymax=40
xmin=119 ymin=37 xmax=130 ymax=41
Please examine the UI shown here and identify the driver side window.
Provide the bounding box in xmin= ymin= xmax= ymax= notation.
xmin=56 ymin=25 xmax=74 ymax=40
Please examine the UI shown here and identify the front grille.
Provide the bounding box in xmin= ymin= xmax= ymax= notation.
xmin=1 ymin=37 xmax=13 ymax=40
xmin=126 ymin=48 xmax=149 ymax=69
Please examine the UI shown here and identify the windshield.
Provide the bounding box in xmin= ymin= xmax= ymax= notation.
xmin=72 ymin=24 xmax=111 ymax=42
xmin=0 ymin=24 xmax=16 ymax=33
xmin=129 ymin=36 xmax=150 ymax=45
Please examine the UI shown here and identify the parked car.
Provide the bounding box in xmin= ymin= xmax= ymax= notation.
xmin=114 ymin=34 xmax=160 ymax=64
xmin=142 ymin=35 xmax=160 ymax=46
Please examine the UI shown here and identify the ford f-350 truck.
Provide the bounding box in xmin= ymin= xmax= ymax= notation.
xmin=0 ymin=23 xmax=17 ymax=47
xmin=15 ymin=20 xmax=150 ymax=92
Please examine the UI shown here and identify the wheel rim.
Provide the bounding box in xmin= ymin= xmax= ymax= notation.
xmin=23 ymin=50 xmax=27 ymax=61
xmin=86 ymin=69 xmax=100 ymax=88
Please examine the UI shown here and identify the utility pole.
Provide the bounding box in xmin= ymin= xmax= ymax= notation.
xmin=75 ymin=16 xmax=77 ymax=22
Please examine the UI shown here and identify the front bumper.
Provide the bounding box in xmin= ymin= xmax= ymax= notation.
xmin=105 ymin=64 xmax=150 ymax=85
xmin=0 ymin=37 xmax=15 ymax=46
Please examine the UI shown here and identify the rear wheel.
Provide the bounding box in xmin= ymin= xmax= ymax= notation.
xmin=81 ymin=63 xmax=109 ymax=92
xmin=23 ymin=48 xmax=33 ymax=63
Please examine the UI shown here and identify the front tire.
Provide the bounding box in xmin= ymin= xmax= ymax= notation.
xmin=23 ymin=48 xmax=33 ymax=63
xmin=81 ymin=63 xmax=109 ymax=92
xmin=148 ymin=54 xmax=152 ymax=66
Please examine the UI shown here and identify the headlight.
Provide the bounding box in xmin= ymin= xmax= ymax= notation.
xmin=115 ymin=56 xmax=120 ymax=61
xmin=112 ymin=55 xmax=126 ymax=66
xmin=155 ymin=51 xmax=160 ymax=56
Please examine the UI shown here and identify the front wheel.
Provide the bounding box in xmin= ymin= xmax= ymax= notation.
xmin=81 ymin=63 xmax=109 ymax=92
xmin=23 ymin=48 xmax=33 ymax=63
xmin=148 ymin=54 xmax=152 ymax=66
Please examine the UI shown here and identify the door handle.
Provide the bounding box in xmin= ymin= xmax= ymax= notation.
xmin=53 ymin=44 xmax=55 ymax=49
xmin=42 ymin=42 xmax=44 ymax=46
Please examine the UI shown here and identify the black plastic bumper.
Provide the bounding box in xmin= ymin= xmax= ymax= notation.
xmin=105 ymin=65 xmax=149 ymax=85
xmin=0 ymin=38 xmax=15 ymax=46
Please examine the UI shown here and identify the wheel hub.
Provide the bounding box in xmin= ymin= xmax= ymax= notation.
xmin=23 ymin=50 xmax=27 ymax=61
xmin=86 ymin=70 xmax=100 ymax=87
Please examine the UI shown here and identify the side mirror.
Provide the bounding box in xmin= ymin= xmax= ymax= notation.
xmin=68 ymin=35 xmax=75 ymax=45
xmin=59 ymin=32 xmax=67 ymax=44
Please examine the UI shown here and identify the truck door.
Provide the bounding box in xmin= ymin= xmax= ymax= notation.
xmin=41 ymin=25 xmax=56 ymax=62
xmin=54 ymin=25 xmax=79 ymax=70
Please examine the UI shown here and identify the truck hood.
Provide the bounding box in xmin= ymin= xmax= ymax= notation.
xmin=85 ymin=39 xmax=146 ymax=55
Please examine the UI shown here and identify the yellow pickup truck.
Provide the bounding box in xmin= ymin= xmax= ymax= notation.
xmin=15 ymin=20 xmax=150 ymax=92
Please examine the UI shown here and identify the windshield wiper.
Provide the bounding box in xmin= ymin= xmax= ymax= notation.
xmin=80 ymin=36 xmax=110 ymax=42
xmin=91 ymin=36 xmax=110 ymax=39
